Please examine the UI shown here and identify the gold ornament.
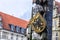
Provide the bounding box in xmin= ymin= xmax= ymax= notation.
xmin=29 ymin=12 xmax=46 ymax=33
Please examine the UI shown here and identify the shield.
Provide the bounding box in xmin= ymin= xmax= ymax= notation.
xmin=29 ymin=12 xmax=46 ymax=33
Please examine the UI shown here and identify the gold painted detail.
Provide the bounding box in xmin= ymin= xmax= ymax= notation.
xmin=29 ymin=12 xmax=46 ymax=33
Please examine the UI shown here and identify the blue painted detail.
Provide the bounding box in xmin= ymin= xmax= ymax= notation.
xmin=45 ymin=0 xmax=53 ymax=40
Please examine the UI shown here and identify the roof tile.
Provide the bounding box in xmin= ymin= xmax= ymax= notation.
xmin=0 ymin=12 xmax=29 ymax=30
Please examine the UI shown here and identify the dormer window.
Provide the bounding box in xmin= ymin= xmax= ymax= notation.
xmin=16 ymin=26 xmax=20 ymax=33
xmin=9 ymin=24 xmax=15 ymax=32
xmin=0 ymin=16 xmax=2 ymax=21
xmin=0 ymin=22 xmax=2 ymax=29
xmin=21 ymin=28 xmax=26 ymax=35
xmin=0 ymin=16 xmax=2 ymax=29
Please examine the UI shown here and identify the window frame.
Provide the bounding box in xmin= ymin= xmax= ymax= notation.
xmin=15 ymin=26 xmax=21 ymax=33
xmin=9 ymin=24 xmax=15 ymax=32
xmin=21 ymin=28 xmax=26 ymax=35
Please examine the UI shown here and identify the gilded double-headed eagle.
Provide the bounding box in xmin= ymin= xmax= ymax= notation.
xmin=29 ymin=12 xmax=46 ymax=33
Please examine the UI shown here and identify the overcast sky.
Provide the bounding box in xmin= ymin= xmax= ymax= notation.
xmin=55 ymin=0 xmax=60 ymax=2
xmin=0 ymin=0 xmax=32 ymax=21
xmin=0 ymin=0 xmax=60 ymax=21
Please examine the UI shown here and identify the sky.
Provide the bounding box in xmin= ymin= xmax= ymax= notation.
xmin=0 ymin=0 xmax=32 ymax=21
xmin=55 ymin=0 xmax=60 ymax=2
xmin=0 ymin=0 xmax=60 ymax=21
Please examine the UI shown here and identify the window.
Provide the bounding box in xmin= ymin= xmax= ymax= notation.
xmin=0 ymin=16 xmax=2 ymax=21
xmin=56 ymin=37 xmax=58 ymax=40
xmin=9 ymin=24 xmax=15 ymax=32
xmin=0 ymin=22 xmax=2 ymax=28
xmin=58 ymin=16 xmax=60 ymax=27
xmin=2 ymin=34 xmax=7 ymax=39
xmin=21 ymin=28 xmax=26 ymax=34
xmin=21 ymin=36 xmax=23 ymax=40
xmin=11 ymin=34 xmax=13 ymax=40
xmin=56 ymin=32 xmax=58 ymax=40
xmin=16 ymin=26 xmax=20 ymax=33
xmin=56 ymin=32 xmax=58 ymax=36
xmin=2 ymin=32 xmax=8 ymax=39
xmin=0 ymin=16 xmax=2 ymax=28
xmin=53 ymin=19 xmax=56 ymax=27
xmin=16 ymin=35 xmax=18 ymax=40
xmin=0 ymin=22 xmax=2 ymax=26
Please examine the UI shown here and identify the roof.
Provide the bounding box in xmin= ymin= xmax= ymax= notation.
xmin=55 ymin=1 xmax=60 ymax=13
xmin=0 ymin=12 xmax=29 ymax=30
xmin=55 ymin=1 xmax=60 ymax=7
